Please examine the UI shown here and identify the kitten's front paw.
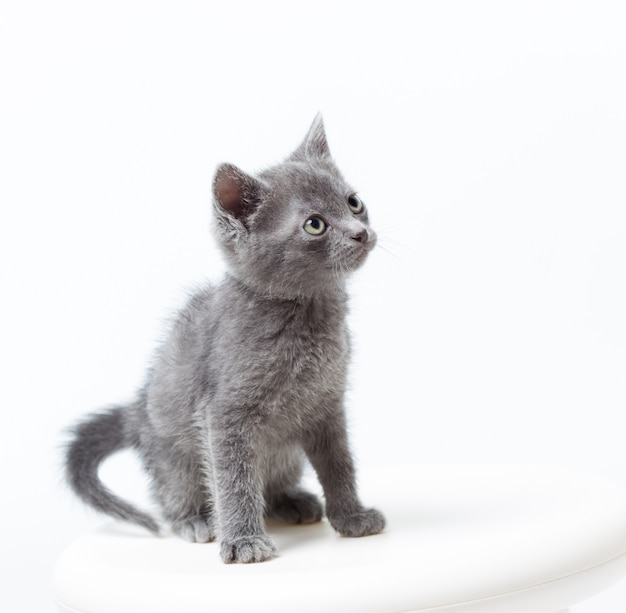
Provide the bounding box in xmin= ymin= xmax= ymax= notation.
xmin=329 ymin=508 xmax=386 ymax=537
xmin=268 ymin=490 xmax=323 ymax=524
xmin=172 ymin=515 xmax=216 ymax=543
xmin=220 ymin=535 xmax=277 ymax=564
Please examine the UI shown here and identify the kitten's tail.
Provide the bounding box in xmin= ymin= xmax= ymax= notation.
xmin=65 ymin=404 xmax=159 ymax=534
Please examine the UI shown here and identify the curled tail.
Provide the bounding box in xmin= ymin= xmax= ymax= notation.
xmin=65 ymin=404 xmax=159 ymax=534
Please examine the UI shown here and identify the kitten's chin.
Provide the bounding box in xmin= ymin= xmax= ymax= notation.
xmin=353 ymin=246 xmax=372 ymax=268
xmin=344 ymin=240 xmax=376 ymax=272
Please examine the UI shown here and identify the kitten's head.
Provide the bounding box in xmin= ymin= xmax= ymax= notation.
xmin=211 ymin=115 xmax=376 ymax=299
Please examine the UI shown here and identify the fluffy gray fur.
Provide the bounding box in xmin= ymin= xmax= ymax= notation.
xmin=65 ymin=115 xmax=385 ymax=563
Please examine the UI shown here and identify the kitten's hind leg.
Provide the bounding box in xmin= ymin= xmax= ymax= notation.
xmin=171 ymin=507 xmax=216 ymax=543
xmin=267 ymin=489 xmax=323 ymax=524
xmin=145 ymin=441 xmax=217 ymax=543
xmin=162 ymin=492 xmax=218 ymax=544
xmin=264 ymin=446 xmax=323 ymax=524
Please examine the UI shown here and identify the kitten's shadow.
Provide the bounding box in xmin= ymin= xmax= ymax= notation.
xmin=265 ymin=518 xmax=332 ymax=552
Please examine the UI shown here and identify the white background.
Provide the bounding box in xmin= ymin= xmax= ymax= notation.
xmin=1 ymin=1 xmax=625 ymax=611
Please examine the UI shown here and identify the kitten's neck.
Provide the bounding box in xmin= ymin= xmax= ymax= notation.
xmin=226 ymin=273 xmax=348 ymax=317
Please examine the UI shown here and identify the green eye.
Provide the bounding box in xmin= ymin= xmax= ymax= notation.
xmin=303 ymin=216 xmax=327 ymax=236
xmin=348 ymin=194 xmax=364 ymax=214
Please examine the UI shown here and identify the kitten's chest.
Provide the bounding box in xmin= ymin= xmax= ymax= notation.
xmin=263 ymin=318 xmax=349 ymax=422
xmin=275 ymin=313 xmax=348 ymax=382
xmin=218 ymin=296 xmax=350 ymax=414
xmin=264 ymin=304 xmax=348 ymax=387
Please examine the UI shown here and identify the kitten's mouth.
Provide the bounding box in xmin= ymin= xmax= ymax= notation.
xmin=344 ymin=236 xmax=376 ymax=270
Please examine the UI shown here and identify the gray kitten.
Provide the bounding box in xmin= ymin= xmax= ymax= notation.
xmin=65 ymin=115 xmax=385 ymax=564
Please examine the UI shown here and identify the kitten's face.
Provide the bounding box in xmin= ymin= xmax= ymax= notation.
xmin=212 ymin=117 xmax=376 ymax=299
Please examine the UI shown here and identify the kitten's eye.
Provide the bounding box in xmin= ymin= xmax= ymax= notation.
xmin=303 ymin=216 xmax=327 ymax=236
xmin=347 ymin=194 xmax=364 ymax=214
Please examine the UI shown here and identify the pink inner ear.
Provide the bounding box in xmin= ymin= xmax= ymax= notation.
xmin=215 ymin=174 xmax=244 ymax=217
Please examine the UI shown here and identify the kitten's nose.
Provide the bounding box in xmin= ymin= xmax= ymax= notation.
xmin=351 ymin=228 xmax=368 ymax=243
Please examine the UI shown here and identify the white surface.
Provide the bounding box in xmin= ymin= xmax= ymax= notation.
xmin=1 ymin=2 xmax=625 ymax=612
xmin=53 ymin=465 xmax=626 ymax=613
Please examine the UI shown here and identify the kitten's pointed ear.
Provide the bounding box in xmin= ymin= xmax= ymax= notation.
xmin=213 ymin=163 xmax=264 ymax=222
xmin=288 ymin=114 xmax=331 ymax=161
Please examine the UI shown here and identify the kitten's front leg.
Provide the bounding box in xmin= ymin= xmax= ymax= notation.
xmin=209 ymin=421 xmax=276 ymax=564
xmin=304 ymin=406 xmax=385 ymax=538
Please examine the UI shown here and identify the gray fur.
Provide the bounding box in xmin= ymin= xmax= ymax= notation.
xmin=65 ymin=115 xmax=385 ymax=563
